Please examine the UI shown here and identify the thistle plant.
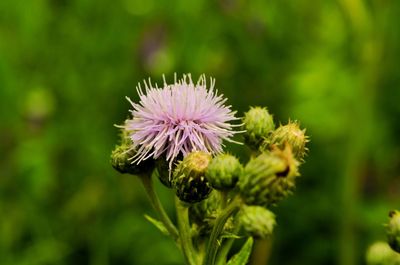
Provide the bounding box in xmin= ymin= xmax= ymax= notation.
xmin=111 ymin=74 xmax=309 ymax=265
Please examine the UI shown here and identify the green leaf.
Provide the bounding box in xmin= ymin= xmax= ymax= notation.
xmin=144 ymin=214 xmax=169 ymax=236
xmin=227 ymin=237 xmax=254 ymax=265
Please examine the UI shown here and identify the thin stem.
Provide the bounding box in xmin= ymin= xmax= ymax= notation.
xmin=250 ymin=238 xmax=273 ymax=265
xmin=175 ymin=196 xmax=197 ymax=265
xmin=215 ymin=240 xmax=234 ymax=265
xmin=219 ymin=191 xmax=228 ymax=208
xmin=140 ymin=176 xmax=179 ymax=241
xmin=197 ymin=240 xmax=207 ymax=265
xmin=215 ymin=220 xmax=241 ymax=265
xmin=203 ymin=196 xmax=242 ymax=265
xmin=336 ymin=2 xmax=378 ymax=265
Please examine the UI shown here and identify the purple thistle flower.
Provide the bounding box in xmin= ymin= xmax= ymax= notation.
xmin=123 ymin=74 xmax=240 ymax=169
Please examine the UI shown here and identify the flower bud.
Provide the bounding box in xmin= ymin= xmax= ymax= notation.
xmin=239 ymin=205 xmax=276 ymax=238
xmin=242 ymin=107 xmax=275 ymax=149
xmin=190 ymin=191 xmax=220 ymax=224
xmin=172 ymin=151 xmax=212 ymax=203
xmin=206 ymin=154 xmax=243 ymax=190
xmin=366 ymin=241 xmax=400 ymax=265
xmin=190 ymin=191 xmax=220 ymax=234
xmin=110 ymin=132 xmax=155 ymax=175
xmin=267 ymin=121 xmax=308 ymax=161
xmin=189 ymin=191 xmax=235 ymax=236
xmin=239 ymin=146 xmax=299 ymax=206
xmin=387 ymin=210 xmax=400 ymax=253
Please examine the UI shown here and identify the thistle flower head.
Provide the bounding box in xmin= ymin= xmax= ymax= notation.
xmin=123 ymin=74 xmax=239 ymax=169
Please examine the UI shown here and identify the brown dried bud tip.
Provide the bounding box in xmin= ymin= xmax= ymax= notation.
xmin=265 ymin=121 xmax=309 ymax=161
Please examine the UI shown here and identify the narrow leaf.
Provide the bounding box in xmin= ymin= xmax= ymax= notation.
xmin=144 ymin=214 xmax=169 ymax=236
xmin=227 ymin=237 xmax=254 ymax=265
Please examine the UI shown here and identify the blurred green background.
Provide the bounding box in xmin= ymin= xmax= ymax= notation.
xmin=1 ymin=0 xmax=400 ymax=264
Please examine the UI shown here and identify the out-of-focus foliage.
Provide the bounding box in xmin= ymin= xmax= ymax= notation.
xmin=0 ymin=0 xmax=400 ymax=264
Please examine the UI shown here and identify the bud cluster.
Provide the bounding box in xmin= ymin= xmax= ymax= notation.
xmin=111 ymin=101 xmax=309 ymax=265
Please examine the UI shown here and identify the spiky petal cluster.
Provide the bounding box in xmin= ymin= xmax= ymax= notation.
xmin=124 ymin=74 xmax=239 ymax=168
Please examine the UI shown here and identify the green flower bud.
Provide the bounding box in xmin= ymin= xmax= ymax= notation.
xmin=189 ymin=191 xmax=235 ymax=236
xmin=206 ymin=154 xmax=243 ymax=190
xmin=242 ymin=107 xmax=275 ymax=149
xmin=267 ymin=121 xmax=309 ymax=161
xmin=239 ymin=146 xmax=299 ymax=206
xmin=172 ymin=151 xmax=212 ymax=203
xmin=110 ymin=132 xmax=155 ymax=175
xmin=239 ymin=205 xmax=276 ymax=238
xmin=190 ymin=191 xmax=219 ymax=234
xmin=366 ymin=241 xmax=400 ymax=265
xmin=387 ymin=210 xmax=400 ymax=253
xmin=190 ymin=191 xmax=220 ymax=224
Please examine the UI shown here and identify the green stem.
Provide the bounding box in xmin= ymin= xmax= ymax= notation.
xmin=140 ymin=176 xmax=179 ymax=241
xmin=215 ymin=221 xmax=241 ymax=265
xmin=197 ymin=240 xmax=207 ymax=265
xmin=203 ymin=196 xmax=242 ymax=265
xmin=336 ymin=2 xmax=378 ymax=265
xmin=250 ymin=238 xmax=273 ymax=265
xmin=219 ymin=191 xmax=228 ymax=208
xmin=175 ymin=196 xmax=197 ymax=265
